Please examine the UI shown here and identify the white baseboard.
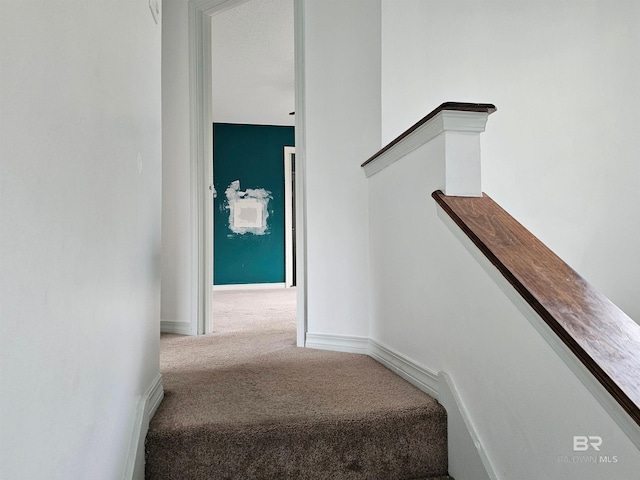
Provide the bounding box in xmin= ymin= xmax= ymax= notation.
xmin=305 ymin=332 xmax=369 ymax=354
xmin=212 ymin=283 xmax=286 ymax=291
xmin=303 ymin=333 xmax=439 ymax=395
xmin=124 ymin=374 xmax=164 ymax=480
xmin=146 ymin=373 xmax=164 ymax=420
xmin=368 ymin=338 xmax=439 ymax=399
xmin=304 ymin=333 xmax=495 ymax=479
xmin=438 ymin=372 xmax=496 ymax=480
xmin=160 ymin=320 xmax=193 ymax=335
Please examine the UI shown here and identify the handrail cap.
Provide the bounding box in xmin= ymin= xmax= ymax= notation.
xmin=362 ymin=102 xmax=496 ymax=168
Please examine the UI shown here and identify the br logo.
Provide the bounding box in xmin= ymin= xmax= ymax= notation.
xmin=573 ymin=436 xmax=603 ymax=451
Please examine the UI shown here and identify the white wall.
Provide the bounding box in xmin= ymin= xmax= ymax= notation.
xmin=0 ymin=1 xmax=162 ymax=479
xmin=303 ymin=0 xmax=381 ymax=337
xmin=161 ymin=0 xmax=193 ymax=332
xmin=381 ymin=0 xmax=640 ymax=322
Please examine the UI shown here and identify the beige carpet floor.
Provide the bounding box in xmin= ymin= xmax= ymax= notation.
xmin=146 ymin=288 xmax=449 ymax=480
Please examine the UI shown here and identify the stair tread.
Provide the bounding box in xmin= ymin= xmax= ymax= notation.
xmin=147 ymin=290 xmax=448 ymax=480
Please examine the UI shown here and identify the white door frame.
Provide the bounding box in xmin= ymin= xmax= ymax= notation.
xmin=284 ymin=146 xmax=295 ymax=288
xmin=188 ymin=0 xmax=307 ymax=346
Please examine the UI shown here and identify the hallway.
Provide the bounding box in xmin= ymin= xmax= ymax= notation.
xmin=146 ymin=289 xmax=449 ymax=479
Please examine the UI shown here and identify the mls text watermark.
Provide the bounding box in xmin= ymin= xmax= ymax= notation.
xmin=557 ymin=436 xmax=618 ymax=464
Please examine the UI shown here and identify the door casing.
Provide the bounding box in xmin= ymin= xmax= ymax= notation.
xmin=187 ymin=0 xmax=307 ymax=346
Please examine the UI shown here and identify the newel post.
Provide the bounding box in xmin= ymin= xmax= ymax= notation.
xmin=438 ymin=108 xmax=493 ymax=197
xmin=361 ymin=102 xmax=496 ymax=197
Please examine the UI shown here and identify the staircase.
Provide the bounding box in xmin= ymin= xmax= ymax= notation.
xmin=145 ymin=289 xmax=450 ymax=480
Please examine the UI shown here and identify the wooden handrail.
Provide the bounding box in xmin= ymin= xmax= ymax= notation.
xmin=432 ymin=190 xmax=640 ymax=428
xmin=361 ymin=102 xmax=496 ymax=168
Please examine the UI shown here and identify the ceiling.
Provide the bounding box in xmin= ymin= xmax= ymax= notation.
xmin=211 ymin=0 xmax=294 ymax=126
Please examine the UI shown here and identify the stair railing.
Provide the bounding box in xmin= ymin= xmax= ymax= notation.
xmin=363 ymin=101 xmax=640 ymax=451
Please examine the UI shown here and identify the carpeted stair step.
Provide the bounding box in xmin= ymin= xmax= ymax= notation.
xmin=146 ymin=397 xmax=447 ymax=479
xmin=146 ymin=289 xmax=449 ymax=479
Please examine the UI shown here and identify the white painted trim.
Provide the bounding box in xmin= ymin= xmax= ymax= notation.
xmin=146 ymin=374 xmax=165 ymax=420
xmin=124 ymin=400 xmax=145 ymax=480
xmin=284 ymin=146 xmax=295 ymax=288
xmin=368 ymin=338 xmax=439 ymax=399
xmin=303 ymin=332 xmax=440 ymax=399
xmin=305 ymin=332 xmax=369 ymax=354
xmin=191 ymin=0 xmax=252 ymax=16
xmin=302 ymin=333 xmax=438 ymax=396
xmin=160 ymin=320 xmax=194 ymax=336
xmin=212 ymin=282 xmax=286 ymax=291
xmin=124 ymin=374 xmax=164 ymax=480
xmin=189 ymin=0 xmax=254 ymax=338
xmin=188 ymin=0 xmax=212 ymax=336
xmin=202 ymin=15 xmax=214 ymax=335
xmin=293 ymin=0 xmax=307 ymax=348
xmin=438 ymin=372 xmax=497 ymax=480
xmin=190 ymin=0 xmax=307 ymax=339
xmin=362 ymin=110 xmax=490 ymax=180
xmin=436 ymin=204 xmax=640 ymax=451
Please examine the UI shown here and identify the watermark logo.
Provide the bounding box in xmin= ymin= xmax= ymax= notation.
xmin=557 ymin=436 xmax=618 ymax=464
xmin=573 ymin=436 xmax=602 ymax=452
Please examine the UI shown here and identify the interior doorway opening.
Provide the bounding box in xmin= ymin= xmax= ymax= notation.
xmin=192 ymin=0 xmax=305 ymax=345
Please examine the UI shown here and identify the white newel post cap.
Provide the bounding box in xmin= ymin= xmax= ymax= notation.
xmin=362 ymin=103 xmax=496 ymax=197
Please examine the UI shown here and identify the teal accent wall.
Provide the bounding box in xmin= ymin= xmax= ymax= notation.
xmin=213 ymin=123 xmax=294 ymax=285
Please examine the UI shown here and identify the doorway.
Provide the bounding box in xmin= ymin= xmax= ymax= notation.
xmin=189 ymin=0 xmax=306 ymax=345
